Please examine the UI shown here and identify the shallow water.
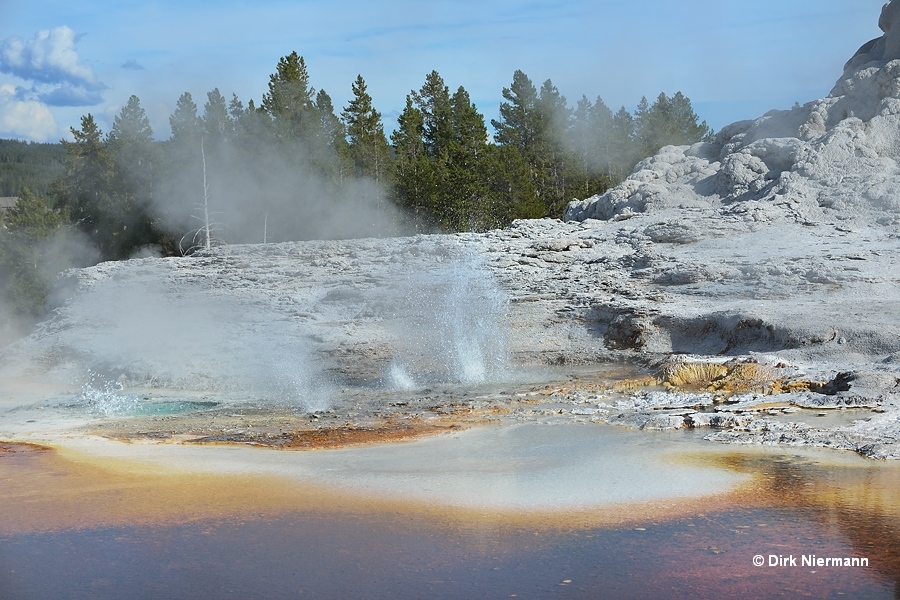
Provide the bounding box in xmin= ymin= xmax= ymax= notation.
xmin=1 ymin=504 xmax=894 ymax=599
xmin=286 ymin=424 xmax=749 ymax=508
xmin=1 ymin=352 xmax=899 ymax=598
xmin=2 ymin=423 xmax=899 ymax=598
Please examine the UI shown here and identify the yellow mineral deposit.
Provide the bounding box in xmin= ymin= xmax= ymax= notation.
xmin=612 ymin=359 xmax=830 ymax=396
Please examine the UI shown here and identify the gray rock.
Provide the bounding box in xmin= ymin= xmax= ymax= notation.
xmin=4 ymin=2 xmax=900 ymax=459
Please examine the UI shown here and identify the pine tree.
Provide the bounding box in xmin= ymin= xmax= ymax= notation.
xmin=450 ymin=86 xmax=488 ymax=165
xmin=491 ymin=70 xmax=540 ymax=155
xmin=163 ymin=92 xmax=204 ymax=241
xmin=388 ymin=72 xmax=455 ymax=229
xmin=609 ymin=106 xmax=637 ymax=182
xmin=310 ymin=89 xmax=350 ymax=181
xmin=563 ymin=95 xmax=614 ymax=199
xmin=342 ymin=74 xmax=392 ymax=186
xmin=229 ymin=94 xmax=269 ymax=154
xmin=413 ymin=71 xmax=453 ymax=161
xmin=104 ymin=95 xmax=162 ymax=258
xmin=634 ymin=92 xmax=711 ymax=159
xmin=568 ymin=95 xmax=597 ymax=197
xmin=392 ymin=72 xmax=493 ymax=231
xmin=0 ymin=188 xmax=72 ymax=316
xmin=108 ymin=95 xmax=156 ymax=197
xmin=202 ymin=88 xmax=231 ymax=146
xmin=667 ymin=91 xmax=712 ymax=144
xmin=493 ymin=71 xmax=573 ymax=217
xmin=261 ymin=52 xmax=315 ymax=142
xmin=535 ymin=79 xmax=572 ymax=215
xmin=228 ymin=93 xmax=245 ymax=122
xmin=197 ymin=88 xmax=233 ymax=236
xmin=169 ymin=92 xmax=201 ymax=146
xmin=442 ymin=85 xmax=490 ymax=230
xmin=587 ymin=97 xmax=615 ymax=177
xmin=54 ymin=114 xmax=114 ymax=239
xmin=109 ymin=95 xmax=154 ymax=148
xmin=481 ymin=144 xmax=543 ymax=224
xmin=391 ymin=95 xmax=433 ymax=227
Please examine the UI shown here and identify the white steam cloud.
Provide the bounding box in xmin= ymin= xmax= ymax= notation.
xmin=154 ymin=139 xmax=412 ymax=247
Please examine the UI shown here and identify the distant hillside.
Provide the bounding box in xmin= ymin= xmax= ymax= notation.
xmin=0 ymin=139 xmax=66 ymax=198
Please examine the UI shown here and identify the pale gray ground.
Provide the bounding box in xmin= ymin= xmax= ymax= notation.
xmin=2 ymin=2 xmax=900 ymax=459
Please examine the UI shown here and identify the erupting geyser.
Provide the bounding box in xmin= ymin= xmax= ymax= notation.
xmin=383 ymin=250 xmax=510 ymax=389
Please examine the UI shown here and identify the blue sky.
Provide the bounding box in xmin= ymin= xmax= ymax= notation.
xmin=0 ymin=0 xmax=887 ymax=142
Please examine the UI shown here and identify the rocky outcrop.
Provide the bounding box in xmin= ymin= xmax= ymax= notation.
xmin=565 ymin=1 xmax=900 ymax=226
xmin=3 ymin=3 xmax=900 ymax=459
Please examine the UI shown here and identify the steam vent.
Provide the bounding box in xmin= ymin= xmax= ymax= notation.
xmin=3 ymin=0 xmax=900 ymax=461
xmin=5 ymin=3 xmax=900 ymax=600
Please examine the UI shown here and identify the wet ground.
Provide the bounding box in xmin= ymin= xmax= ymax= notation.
xmin=1 ymin=364 xmax=630 ymax=450
xmin=2 ymin=363 xmax=898 ymax=597
xmin=0 ymin=507 xmax=895 ymax=600
xmin=6 ymin=360 xmax=884 ymax=457
xmin=2 ymin=420 xmax=900 ymax=599
xmin=1 ymin=442 xmax=898 ymax=599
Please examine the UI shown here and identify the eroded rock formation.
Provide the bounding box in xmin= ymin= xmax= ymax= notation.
xmin=566 ymin=0 xmax=900 ymax=226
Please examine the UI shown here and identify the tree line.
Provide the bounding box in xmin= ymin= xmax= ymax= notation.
xmin=0 ymin=51 xmax=712 ymax=327
xmin=0 ymin=139 xmax=65 ymax=197
xmin=53 ymin=52 xmax=711 ymax=256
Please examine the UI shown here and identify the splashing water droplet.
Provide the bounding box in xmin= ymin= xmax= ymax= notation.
xmin=79 ymin=370 xmax=140 ymax=416
xmin=385 ymin=361 xmax=417 ymax=391
xmin=385 ymin=249 xmax=510 ymax=388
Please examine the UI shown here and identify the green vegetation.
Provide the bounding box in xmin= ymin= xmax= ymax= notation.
xmin=50 ymin=56 xmax=712 ymax=253
xmin=0 ymin=188 xmax=95 ymax=328
xmin=343 ymin=74 xmax=392 ymax=188
xmin=392 ymin=71 xmax=499 ymax=231
xmin=0 ymin=53 xmax=713 ymax=333
xmin=0 ymin=188 xmax=62 ymax=315
xmin=0 ymin=139 xmax=65 ymax=197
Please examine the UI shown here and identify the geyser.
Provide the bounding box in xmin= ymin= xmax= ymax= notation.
xmin=1 ymin=239 xmax=520 ymax=415
xmin=383 ymin=249 xmax=510 ymax=389
xmin=79 ymin=370 xmax=141 ymax=416
xmin=11 ymin=262 xmax=334 ymax=413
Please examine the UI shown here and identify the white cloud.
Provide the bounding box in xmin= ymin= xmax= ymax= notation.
xmin=0 ymin=26 xmax=100 ymax=88
xmin=0 ymin=83 xmax=58 ymax=141
xmin=0 ymin=26 xmax=105 ymax=109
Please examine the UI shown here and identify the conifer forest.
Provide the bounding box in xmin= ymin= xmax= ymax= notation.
xmin=0 ymin=52 xmax=712 ymax=321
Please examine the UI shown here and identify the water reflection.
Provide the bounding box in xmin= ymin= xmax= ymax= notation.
xmin=1 ymin=506 xmax=894 ymax=599
xmin=716 ymin=451 xmax=900 ymax=596
xmin=2 ymin=440 xmax=899 ymax=598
